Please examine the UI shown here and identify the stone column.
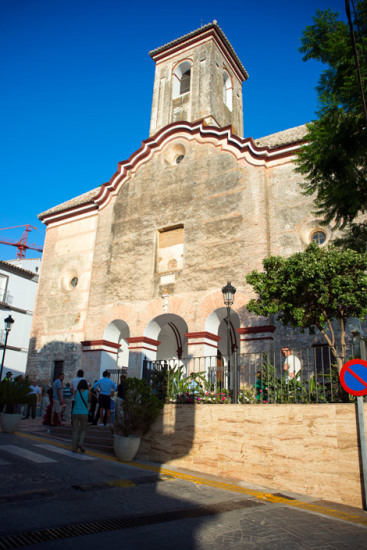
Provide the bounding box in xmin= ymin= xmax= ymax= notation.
xmin=81 ymin=339 xmax=121 ymax=381
xmin=126 ymin=337 xmax=161 ymax=379
xmin=184 ymin=331 xmax=221 ymax=375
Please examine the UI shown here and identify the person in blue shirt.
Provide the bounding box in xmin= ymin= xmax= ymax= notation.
xmin=93 ymin=371 xmax=117 ymax=427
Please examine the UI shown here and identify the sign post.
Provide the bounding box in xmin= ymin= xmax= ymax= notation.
xmin=340 ymin=355 xmax=367 ymax=510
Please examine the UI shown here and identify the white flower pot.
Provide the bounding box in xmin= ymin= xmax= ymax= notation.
xmin=113 ymin=434 xmax=141 ymax=461
xmin=0 ymin=413 xmax=22 ymax=434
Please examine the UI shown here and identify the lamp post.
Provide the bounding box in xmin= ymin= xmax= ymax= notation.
xmin=222 ymin=281 xmax=237 ymax=401
xmin=0 ymin=315 xmax=15 ymax=380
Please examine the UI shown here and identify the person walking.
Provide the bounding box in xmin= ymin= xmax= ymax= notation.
xmin=71 ymin=369 xmax=87 ymax=419
xmin=62 ymin=382 xmax=73 ymax=423
xmin=88 ymin=381 xmax=98 ymax=425
xmin=52 ymin=372 xmax=65 ymax=426
xmin=93 ymin=371 xmax=117 ymax=427
xmin=72 ymin=379 xmax=90 ymax=453
xmin=24 ymin=380 xmax=41 ymax=419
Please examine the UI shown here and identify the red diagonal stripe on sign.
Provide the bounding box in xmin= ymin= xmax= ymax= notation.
xmin=346 ymin=365 xmax=367 ymax=388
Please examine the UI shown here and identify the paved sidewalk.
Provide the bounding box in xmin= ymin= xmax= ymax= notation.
xmin=16 ymin=415 xmax=55 ymax=435
xmin=13 ymin=415 xmax=367 ymax=527
xmin=1 ymin=419 xmax=366 ymax=548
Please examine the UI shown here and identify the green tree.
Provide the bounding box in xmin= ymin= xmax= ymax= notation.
xmin=296 ymin=1 xmax=367 ymax=233
xmin=333 ymin=220 xmax=367 ymax=251
xmin=246 ymin=243 xmax=367 ymax=371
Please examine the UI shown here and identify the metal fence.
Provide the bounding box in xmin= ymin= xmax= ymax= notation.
xmin=142 ymin=345 xmax=362 ymax=404
xmin=108 ymin=367 xmax=128 ymax=386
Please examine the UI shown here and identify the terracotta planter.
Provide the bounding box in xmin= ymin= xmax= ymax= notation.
xmin=0 ymin=412 xmax=22 ymax=434
xmin=113 ymin=434 xmax=141 ymax=461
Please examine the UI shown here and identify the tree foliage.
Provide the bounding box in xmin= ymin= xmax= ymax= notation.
xmin=246 ymin=244 xmax=367 ymax=369
xmin=296 ymin=2 xmax=367 ymax=229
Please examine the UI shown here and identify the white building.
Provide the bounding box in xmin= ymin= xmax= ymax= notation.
xmin=0 ymin=259 xmax=40 ymax=378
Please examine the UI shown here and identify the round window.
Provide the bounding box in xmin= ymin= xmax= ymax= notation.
xmin=70 ymin=277 xmax=78 ymax=288
xmin=311 ymin=230 xmax=327 ymax=245
xmin=175 ymin=154 xmax=185 ymax=164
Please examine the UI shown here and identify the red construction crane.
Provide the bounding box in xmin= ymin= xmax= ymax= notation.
xmin=0 ymin=225 xmax=43 ymax=259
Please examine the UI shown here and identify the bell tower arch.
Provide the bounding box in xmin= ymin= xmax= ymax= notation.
xmin=149 ymin=21 xmax=248 ymax=137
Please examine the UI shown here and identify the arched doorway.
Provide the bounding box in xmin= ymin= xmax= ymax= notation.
xmin=102 ymin=319 xmax=130 ymax=372
xmin=204 ymin=307 xmax=240 ymax=391
xmin=205 ymin=307 xmax=240 ymax=361
xmin=144 ymin=313 xmax=188 ymax=361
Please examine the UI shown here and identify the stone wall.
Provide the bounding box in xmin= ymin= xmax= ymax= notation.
xmin=137 ymin=403 xmax=367 ymax=508
xmin=27 ymin=214 xmax=98 ymax=383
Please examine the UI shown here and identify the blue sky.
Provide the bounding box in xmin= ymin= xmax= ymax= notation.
xmin=0 ymin=0 xmax=346 ymax=260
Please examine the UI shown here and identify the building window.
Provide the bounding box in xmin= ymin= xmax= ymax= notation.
xmin=157 ymin=225 xmax=184 ymax=273
xmin=180 ymin=70 xmax=191 ymax=94
xmin=0 ymin=274 xmax=8 ymax=302
xmin=172 ymin=61 xmax=191 ymax=99
xmin=70 ymin=277 xmax=78 ymax=288
xmin=311 ymin=230 xmax=327 ymax=245
xmin=223 ymin=70 xmax=232 ymax=111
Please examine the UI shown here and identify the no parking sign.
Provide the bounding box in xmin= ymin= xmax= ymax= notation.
xmin=340 ymin=356 xmax=367 ymax=510
xmin=340 ymin=359 xmax=367 ymax=396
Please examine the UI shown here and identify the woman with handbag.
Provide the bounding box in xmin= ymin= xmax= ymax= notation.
xmin=72 ymin=379 xmax=90 ymax=453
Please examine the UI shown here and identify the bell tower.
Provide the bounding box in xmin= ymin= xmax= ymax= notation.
xmin=149 ymin=21 xmax=248 ymax=138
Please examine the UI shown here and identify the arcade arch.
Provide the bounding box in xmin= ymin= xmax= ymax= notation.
xmin=144 ymin=313 xmax=188 ymax=361
xmin=102 ymin=319 xmax=130 ymax=372
xmin=205 ymin=307 xmax=240 ymax=359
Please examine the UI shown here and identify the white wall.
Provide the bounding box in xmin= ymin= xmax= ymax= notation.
xmin=0 ymin=259 xmax=40 ymax=377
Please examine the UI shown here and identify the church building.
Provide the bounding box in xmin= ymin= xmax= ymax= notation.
xmin=27 ymin=22 xmax=331 ymax=384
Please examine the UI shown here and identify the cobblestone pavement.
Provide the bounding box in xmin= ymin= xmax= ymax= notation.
xmin=0 ymin=422 xmax=366 ymax=549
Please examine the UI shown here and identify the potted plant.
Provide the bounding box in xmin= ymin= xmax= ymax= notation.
xmin=113 ymin=377 xmax=163 ymax=461
xmin=0 ymin=378 xmax=33 ymax=433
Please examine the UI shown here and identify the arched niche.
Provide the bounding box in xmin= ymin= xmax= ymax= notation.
xmin=223 ymin=70 xmax=233 ymax=111
xmin=102 ymin=319 xmax=130 ymax=372
xmin=172 ymin=60 xmax=192 ymax=99
xmin=144 ymin=313 xmax=188 ymax=360
xmin=205 ymin=307 xmax=240 ymax=358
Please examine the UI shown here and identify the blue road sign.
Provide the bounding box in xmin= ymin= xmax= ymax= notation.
xmin=340 ymin=359 xmax=367 ymax=397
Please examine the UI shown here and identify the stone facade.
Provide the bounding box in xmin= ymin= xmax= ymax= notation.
xmin=27 ymin=22 xmax=342 ymax=384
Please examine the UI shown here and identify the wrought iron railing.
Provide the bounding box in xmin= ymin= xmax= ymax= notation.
xmin=142 ymin=345 xmax=361 ymax=404
xmin=107 ymin=367 xmax=128 ymax=386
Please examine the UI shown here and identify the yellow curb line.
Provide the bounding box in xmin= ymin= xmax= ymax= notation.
xmin=107 ymin=479 xmax=136 ymax=488
xmin=15 ymin=431 xmax=367 ymax=526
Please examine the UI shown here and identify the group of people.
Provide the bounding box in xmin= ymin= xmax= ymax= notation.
xmin=46 ymin=369 xmax=127 ymax=454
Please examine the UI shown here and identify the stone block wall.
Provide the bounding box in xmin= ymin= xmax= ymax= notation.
xmin=138 ymin=403 xmax=367 ymax=508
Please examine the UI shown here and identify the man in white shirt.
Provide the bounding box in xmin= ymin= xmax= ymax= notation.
xmin=282 ymin=347 xmax=301 ymax=383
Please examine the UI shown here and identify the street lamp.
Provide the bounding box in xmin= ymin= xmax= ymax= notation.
xmin=222 ymin=281 xmax=236 ymax=359
xmin=0 ymin=315 xmax=15 ymax=380
xmin=222 ymin=281 xmax=237 ymax=402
